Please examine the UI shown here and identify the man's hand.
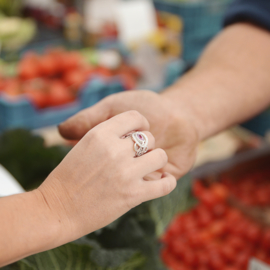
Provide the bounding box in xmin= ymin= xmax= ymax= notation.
xmin=58 ymin=90 xmax=199 ymax=179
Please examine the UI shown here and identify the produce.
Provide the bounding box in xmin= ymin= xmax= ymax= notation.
xmin=221 ymin=169 xmax=270 ymax=207
xmin=161 ymin=179 xmax=270 ymax=270
xmin=0 ymin=48 xmax=140 ymax=109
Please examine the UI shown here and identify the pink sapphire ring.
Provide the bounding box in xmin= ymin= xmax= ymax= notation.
xmin=124 ymin=132 xmax=149 ymax=157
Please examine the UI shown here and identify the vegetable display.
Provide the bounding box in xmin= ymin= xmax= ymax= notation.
xmin=0 ymin=49 xmax=140 ymax=109
xmin=161 ymin=178 xmax=270 ymax=270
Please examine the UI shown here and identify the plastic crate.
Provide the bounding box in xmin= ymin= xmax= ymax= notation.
xmin=242 ymin=110 xmax=270 ymax=137
xmin=154 ymin=0 xmax=232 ymax=64
xmin=0 ymin=78 xmax=124 ymax=132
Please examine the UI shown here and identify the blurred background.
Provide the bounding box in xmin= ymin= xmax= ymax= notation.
xmin=1 ymin=0 xmax=270 ymax=269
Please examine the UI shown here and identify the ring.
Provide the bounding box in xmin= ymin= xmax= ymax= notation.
xmin=124 ymin=132 xmax=148 ymax=157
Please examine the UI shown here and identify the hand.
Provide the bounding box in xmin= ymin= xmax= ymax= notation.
xmin=58 ymin=90 xmax=199 ymax=179
xmin=39 ymin=111 xmax=176 ymax=242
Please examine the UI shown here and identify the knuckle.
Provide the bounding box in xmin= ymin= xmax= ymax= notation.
xmin=126 ymin=110 xmax=149 ymax=129
xmin=156 ymin=149 xmax=168 ymax=164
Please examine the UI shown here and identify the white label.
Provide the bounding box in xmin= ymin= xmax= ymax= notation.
xmin=116 ymin=0 xmax=157 ymax=45
xmin=249 ymin=259 xmax=270 ymax=270
xmin=84 ymin=0 xmax=119 ymax=32
xmin=0 ymin=165 xmax=24 ymax=197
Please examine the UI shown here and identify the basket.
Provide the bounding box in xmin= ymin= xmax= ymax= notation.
xmin=0 ymin=78 xmax=124 ymax=132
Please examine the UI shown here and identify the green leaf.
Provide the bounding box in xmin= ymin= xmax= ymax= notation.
xmin=149 ymin=174 xmax=194 ymax=236
xmin=18 ymin=243 xmax=96 ymax=270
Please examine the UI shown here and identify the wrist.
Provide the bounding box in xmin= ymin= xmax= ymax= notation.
xmin=161 ymin=85 xmax=202 ymax=142
xmin=31 ymin=186 xmax=71 ymax=248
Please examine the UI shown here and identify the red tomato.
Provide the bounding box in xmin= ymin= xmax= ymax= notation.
xmin=26 ymin=90 xmax=48 ymax=109
xmin=208 ymin=220 xmax=226 ymax=237
xmin=63 ymin=69 xmax=88 ymax=90
xmin=209 ymin=253 xmax=224 ymax=270
xmin=245 ymin=223 xmax=261 ymax=243
xmin=220 ymin=245 xmax=235 ymax=262
xmin=38 ymin=55 xmax=59 ymax=76
xmin=3 ymin=78 xmax=21 ymax=99
xmin=181 ymin=249 xmax=198 ymax=267
xmin=60 ymin=51 xmax=83 ymax=72
xmin=210 ymin=183 xmax=229 ymax=202
xmin=47 ymin=81 xmax=75 ymax=107
xmin=235 ymin=252 xmax=250 ymax=268
xmin=227 ymin=236 xmax=245 ymax=251
xmin=261 ymin=229 xmax=270 ymax=249
xmin=200 ymin=190 xmax=219 ymax=208
xmin=192 ymin=180 xmax=206 ymax=198
xmin=18 ymin=60 xmax=41 ymax=80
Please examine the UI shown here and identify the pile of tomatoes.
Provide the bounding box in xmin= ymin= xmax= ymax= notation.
xmin=221 ymin=169 xmax=270 ymax=207
xmin=0 ymin=49 xmax=139 ymax=109
xmin=161 ymin=180 xmax=270 ymax=270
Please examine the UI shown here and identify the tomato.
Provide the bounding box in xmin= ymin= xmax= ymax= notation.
xmin=26 ymin=90 xmax=48 ymax=109
xmin=220 ymin=245 xmax=235 ymax=262
xmin=181 ymin=249 xmax=198 ymax=267
xmin=200 ymin=190 xmax=219 ymax=208
xmin=209 ymin=252 xmax=224 ymax=270
xmin=60 ymin=51 xmax=83 ymax=72
xmin=212 ymin=203 xmax=228 ymax=218
xmin=261 ymin=229 xmax=270 ymax=249
xmin=208 ymin=221 xmax=226 ymax=237
xmin=18 ymin=60 xmax=40 ymax=80
xmin=210 ymin=183 xmax=229 ymax=202
xmin=197 ymin=251 xmax=210 ymax=266
xmin=38 ymin=55 xmax=59 ymax=76
xmin=3 ymin=78 xmax=21 ymax=99
xmin=47 ymin=81 xmax=75 ymax=107
xmin=192 ymin=180 xmax=206 ymax=198
xmin=197 ymin=210 xmax=212 ymax=228
xmin=245 ymin=223 xmax=261 ymax=243
xmin=63 ymin=69 xmax=88 ymax=90
xmin=225 ymin=236 xmax=245 ymax=251
xmin=235 ymin=252 xmax=250 ymax=268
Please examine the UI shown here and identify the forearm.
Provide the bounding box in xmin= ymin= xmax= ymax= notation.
xmin=0 ymin=190 xmax=65 ymax=266
xmin=162 ymin=23 xmax=270 ymax=140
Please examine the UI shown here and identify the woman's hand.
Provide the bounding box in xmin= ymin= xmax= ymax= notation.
xmin=39 ymin=110 xmax=176 ymax=243
xmin=58 ymin=90 xmax=199 ymax=179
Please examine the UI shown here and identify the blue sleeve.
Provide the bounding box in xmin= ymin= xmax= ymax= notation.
xmin=224 ymin=0 xmax=270 ymax=31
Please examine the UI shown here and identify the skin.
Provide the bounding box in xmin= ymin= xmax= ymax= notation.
xmin=59 ymin=23 xmax=270 ymax=179
xmin=0 ymin=111 xmax=176 ymax=266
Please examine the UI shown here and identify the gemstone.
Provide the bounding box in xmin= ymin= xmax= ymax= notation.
xmin=137 ymin=134 xmax=144 ymax=141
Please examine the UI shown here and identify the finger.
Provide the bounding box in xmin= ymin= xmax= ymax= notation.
xmin=121 ymin=131 xmax=155 ymax=157
xmin=133 ymin=148 xmax=168 ymax=178
xmin=143 ymin=172 xmax=163 ymax=181
xmin=99 ymin=111 xmax=149 ymax=137
xmin=58 ymin=97 xmax=112 ymax=140
xmin=140 ymin=173 xmax=177 ymax=201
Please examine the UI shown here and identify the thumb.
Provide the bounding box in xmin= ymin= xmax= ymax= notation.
xmin=58 ymin=98 xmax=112 ymax=140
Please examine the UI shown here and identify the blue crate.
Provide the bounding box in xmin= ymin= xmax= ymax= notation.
xmin=154 ymin=0 xmax=232 ymax=64
xmin=164 ymin=59 xmax=186 ymax=88
xmin=241 ymin=110 xmax=270 ymax=137
xmin=0 ymin=78 xmax=124 ymax=132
